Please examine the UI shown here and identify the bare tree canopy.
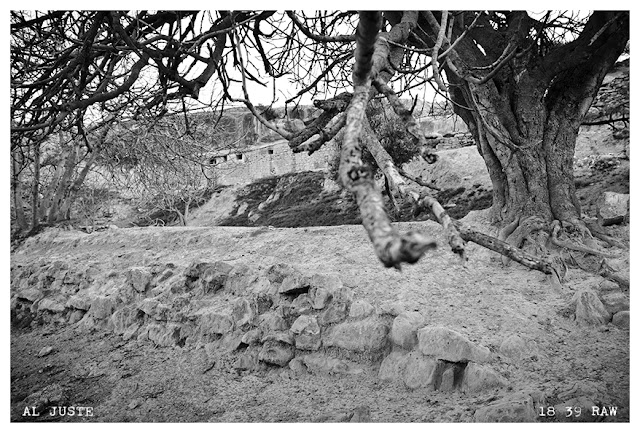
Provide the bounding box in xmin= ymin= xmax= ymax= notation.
xmin=11 ymin=10 xmax=629 ymax=278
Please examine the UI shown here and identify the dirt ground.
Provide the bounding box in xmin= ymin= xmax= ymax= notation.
xmin=10 ymin=210 xmax=630 ymax=423
xmin=10 ymin=122 xmax=631 ymax=423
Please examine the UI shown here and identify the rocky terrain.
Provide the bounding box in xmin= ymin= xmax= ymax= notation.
xmin=10 ymin=199 xmax=630 ymax=422
xmin=10 ymin=61 xmax=630 ymax=424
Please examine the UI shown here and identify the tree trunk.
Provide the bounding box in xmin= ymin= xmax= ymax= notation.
xmin=30 ymin=143 xmax=41 ymax=231
xmin=11 ymin=153 xmax=28 ymax=231
xmin=443 ymin=11 xmax=629 ymax=234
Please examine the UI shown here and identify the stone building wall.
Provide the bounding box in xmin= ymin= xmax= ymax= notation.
xmin=209 ymin=140 xmax=339 ymax=186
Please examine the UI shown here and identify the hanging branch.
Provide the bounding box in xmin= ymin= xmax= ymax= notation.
xmin=339 ymin=11 xmax=438 ymax=269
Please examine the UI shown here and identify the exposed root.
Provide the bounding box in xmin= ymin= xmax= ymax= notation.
xmin=585 ymin=220 xmax=626 ymax=248
xmin=550 ymin=220 xmax=620 ymax=258
xmin=453 ymin=220 xmax=563 ymax=281
xmin=500 ymin=216 xmax=546 ymax=266
xmin=598 ymin=259 xmax=630 ymax=289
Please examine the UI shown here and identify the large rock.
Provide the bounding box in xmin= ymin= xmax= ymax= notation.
xmin=231 ymin=298 xmax=256 ymax=327
xmin=266 ymin=263 xmax=299 ymax=284
xmin=318 ymin=301 xmax=349 ymax=326
xmin=258 ymin=341 xmax=294 ymax=366
xmin=310 ymin=273 xmax=343 ymax=292
xmin=16 ymin=288 xmax=43 ymax=302
xmin=196 ymin=308 xmax=235 ymax=335
xmin=126 ymin=267 xmax=152 ymax=293
xmin=279 ymin=274 xmax=311 ymax=296
xmin=290 ymin=294 xmax=314 ymax=317
xmin=379 ymin=350 xmax=411 ymax=382
xmin=323 ymin=317 xmax=389 ymax=352
xmin=88 ymin=296 xmax=115 ymax=320
xmin=402 ymin=351 xmax=439 ymax=390
xmin=417 ymin=326 xmax=492 ymax=363
xmin=499 ymin=334 xmax=539 ymax=362
xmin=459 ymin=362 xmax=508 ymax=393
xmin=147 ymin=323 xmax=183 ymax=347
xmin=348 ymin=300 xmax=375 ymax=318
xmin=571 ymin=289 xmax=612 ymax=326
xmin=389 ymin=312 xmax=425 ymax=350
xmin=599 ymin=292 xmax=630 ymax=315
xmin=291 ymin=315 xmax=322 ymax=350
xmin=37 ymin=298 xmax=66 ymax=314
xmin=111 ymin=305 xmax=139 ymax=335
xmin=299 ymin=354 xmax=362 ymax=375
xmin=597 ymin=192 xmax=629 ymax=226
xmin=66 ymin=294 xmax=91 ymax=311
xmin=611 ymin=311 xmax=630 ymax=329
xmin=257 ymin=311 xmax=288 ymax=332
xmin=474 ymin=392 xmax=538 ymax=422
xmin=200 ymin=262 xmax=234 ymax=294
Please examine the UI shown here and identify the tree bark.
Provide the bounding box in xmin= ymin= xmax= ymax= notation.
xmin=442 ymin=11 xmax=629 ymax=230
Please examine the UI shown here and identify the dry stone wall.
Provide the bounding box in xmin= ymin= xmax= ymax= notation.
xmin=12 ymin=254 xmax=511 ymax=395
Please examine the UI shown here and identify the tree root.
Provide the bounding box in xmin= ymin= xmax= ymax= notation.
xmin=584 ymin=220 xmax=626 ymax=248
xmin=452 ymin=220 xmax=564 ymax=281
xmin=500 ymin=216 xmax=547 ymax=266
xmin=550 ymin=220 xmax=620 ymax=258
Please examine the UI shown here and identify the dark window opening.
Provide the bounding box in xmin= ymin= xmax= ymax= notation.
xmin=222 ymin=155 xmax=227 ymax=162
xmin=236 ymin=154 xmax=243 ymax=160
xmin=267 ymin=149 xmax=274 ymax=155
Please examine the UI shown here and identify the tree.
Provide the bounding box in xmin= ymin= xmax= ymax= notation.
xmin=11 ymin=11 xmax=629 ymax=280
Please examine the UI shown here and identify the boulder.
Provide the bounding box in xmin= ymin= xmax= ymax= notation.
xmin=611 ymin=311 xmax=630 ymax=329
xmin=599 ymin=292 xmax=630 ymax=315
xmin=241 ymin=328 xmax=263 ymax=346
xmin=389 ymin=311 xmax=425 ymax=350
xmin=597 ymin=192 xmax=629 ymax=226
xmin=266 ymin=263 xmax=299 ymax=284
xmin=300 ymin=354 xmax=361 ymax=375
xmin=474 ymin=393 xmax=538 ymax=422
xmin=257 ymin=311 xmax=288 ymax=332
xmin=231 ymin=298 xmax=256 ymax=327
xmin=323 ymin=317 xmax=389 ymax=352
xmin=379 ymin=350 xmax=411 ymax=382
xmin=417 ymin=326 xmax=492 ymax=363
xmin=38 ymin=298 xmax=66 ymax=314
xmin=459 ymin=362 xmax=508 ymax=393
xmin=66 ymin=294 xmax=91 ymax=311
xmin=279 ymin=274 xmax=311 ymax=296
xmin=111 ymin=305 xmax=139 ymax=335
xmin=196 ymin=308 xmax=235 ymax=335
xmin=310 ymin=273 xmax=343 ymax=292
xmin=88 ymin=296 xmax=115 ymax=320
xmin=499 ymin=334 xmax=539 ymax=361
xmin=318 ymin=301 xmax=349 ymax=326
xmin=291 ymin=315 xmax=322 ymax=351
xmin=402 ymin=351 xmax=439 ymax=390
xmin=200 ymin=262 xmax=234 ymax=294
xmin=16 ymin=288 xmax=43 ymax=302
xmin=126 ymin=267 xmax=152 ymax=293
xmin=258 ymin=341 xmax=294 ymax=366
xmin=348 ymin=300 xmax=375 ymax=318
xmin=147 ymin=323 xmax=182 ymax=347
xmin=571 ymin=289 xmax=612 ymax=326
xmin=290 ymin=294 xmax=314 ymax=317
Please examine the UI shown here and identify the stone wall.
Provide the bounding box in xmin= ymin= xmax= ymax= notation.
xmin=208 ymin=140 xmax=340 ymax=186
